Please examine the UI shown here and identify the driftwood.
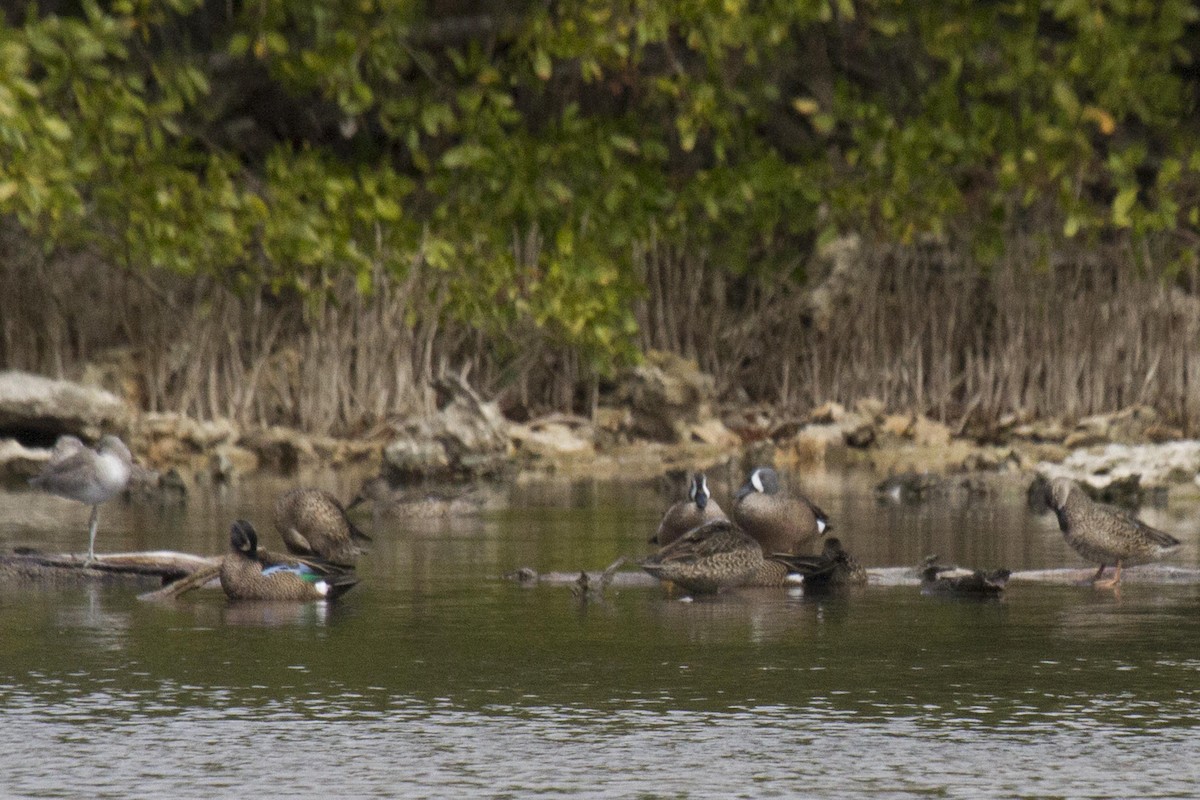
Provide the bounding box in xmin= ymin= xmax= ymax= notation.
xmin=137 ymin=563 xmax=222 ymax=602
xmin=508 ymin=564 xmax=1200 ymax=589
xmin=0 ymin=550 xmax=220 ymax=595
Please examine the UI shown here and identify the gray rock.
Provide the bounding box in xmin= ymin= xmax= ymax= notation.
xmin=381 ymin=376 xmax=510 ymax=479
xmin=0 ymin=438 xmax=50 ymax=484
xmin=0 ymin=370 xmax=130 ymax=439
xmin=617 ymin=350 xmax=717 ymax=443
xmin=1037 ymin=441 xmax=1200 ymax=492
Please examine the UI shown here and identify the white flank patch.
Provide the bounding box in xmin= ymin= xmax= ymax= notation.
xmin=817 ymin=519 xmax=828 ymax=534
xmin=785 ymin=573 xmax=805 ymax=585
xmin=315 ymin=580 xmax=330 ymax=597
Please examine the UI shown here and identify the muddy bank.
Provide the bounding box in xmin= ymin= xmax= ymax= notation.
xmin=2 ymin=367 xmax=1198 ymax=501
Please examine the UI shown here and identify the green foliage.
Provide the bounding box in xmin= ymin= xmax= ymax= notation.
xmin=3 ymin=0 xmax=1200 ymax=374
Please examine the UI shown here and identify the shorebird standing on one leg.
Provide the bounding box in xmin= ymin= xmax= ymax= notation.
xmin=29 ymin=435 xmax=133 ymax=565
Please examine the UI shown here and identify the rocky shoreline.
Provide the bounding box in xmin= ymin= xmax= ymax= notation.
xmin=3 ymin=362 xmax=1200 ymax=502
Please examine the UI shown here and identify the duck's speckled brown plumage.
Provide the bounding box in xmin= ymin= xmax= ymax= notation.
xmin=1046 ymin=478 xmax=1180 ymax=582
xmin=731 ymin=467 xmax=829 ymax=556
xmin=651 ymin=472 xmax=727 ymax=547
xmin=641 ymin=520 xmax=768 ymax=595
xmin=274 ymin=488 xmax=371 ymax=567
xmin=771 ymin=537 xmax=868 ymax=589
xmin=220 ymin=520 xmax=358 ymax=601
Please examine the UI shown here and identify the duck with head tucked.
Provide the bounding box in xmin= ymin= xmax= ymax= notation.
xmin=274 ymin=487 xmax=372 ymax=568
xmin=1045 ymin=477 xmax=1181 ymax=588
xmin=640 ymin=519 xmax=782 ymax=595
xmin=732 ymin=467 xmax=830 ymax=556
xmin=221 ymin=519 xmax=359 ymax=601
xmin=651 ymin=472 xmax=727 ymax=547
xmin=771 ymin=537 xmax=868 ymax=590
xmin=919 ymin=556 xmax=1010 ymax=598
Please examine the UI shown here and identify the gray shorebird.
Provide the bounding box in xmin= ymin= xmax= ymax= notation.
xmin=1045 ymin=477 xmax=1180 ymax=588
xmin=919 ymin=556 xmax=1010 ymax=598
xmin=29 ymin=434 xmax=132 ymax=565
xmin=651 ymin=472 xmax=727 ymax=547
xmin=274 ymin=488 xmax=372 ymax=567
xmin=220 ymin=519 xmax=358 ymax=601
xmin=771 ymin=537 xmax=868 ymax=590
xmin=732 ymin=467 xmax=830 ymax=556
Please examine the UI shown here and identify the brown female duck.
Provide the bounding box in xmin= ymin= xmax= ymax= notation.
xmin=274 ymin=487 xmax=371 ymax=568
xmin=641 ymin=520 xmax=776 ymax=595
xmin=641 ymin=519 xmax=806 ymax=593
xmin=1046 ymin=477 xmax=1180 ymax=588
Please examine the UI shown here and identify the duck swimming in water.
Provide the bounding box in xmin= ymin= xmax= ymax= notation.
xmin=919 ymin=556 xmax=1010 ymax=598
xmin=771 ymin=537 xmax=868 ymax=590
xmin=220 ymin=519 xmax=358 ymax=601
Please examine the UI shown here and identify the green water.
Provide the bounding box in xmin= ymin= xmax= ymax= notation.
xmin=1 ymin=471 xmax=1198 ymax=798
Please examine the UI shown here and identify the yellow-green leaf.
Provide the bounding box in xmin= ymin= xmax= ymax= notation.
xmin=534 ymin=49 xmax=552 ymax=81
xmin=1112 ymin=187 xmax=1137 ymax=228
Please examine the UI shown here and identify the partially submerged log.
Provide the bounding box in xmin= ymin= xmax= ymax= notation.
xmin=513 ymin=564 xmax=1200 ymax=589
xmin=0 ymin=549 xmax=219 ymax=591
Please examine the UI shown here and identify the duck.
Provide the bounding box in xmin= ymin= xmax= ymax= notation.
xmin=274 ymin=487 xmax=371 ymax=567
xmin=640 ymin=519 xmax=781 ymax=595
xmin=348 ymin=474 xmax=499 ymax=519
xmin=919 ymin=555 xmax=1010 ymax=597
xmin=28 ymin=434 xmax=133 ymax=565
xmin=1045 ymin=477 xmax=1181 ymax=588
xmin=875 ymin=471 xmax=942 ymax=504
xmin=771 ymin=537 xmax=868 ymax=590
xmin=220 ymin=519 xmax=358 ymax=601
xmin=731 ymin=466 xmax=830 ymax=555
xmin=640 ymin=518 xmax=807 ymax=594
xmin=650 ymin=472 xmax=727 ymax=547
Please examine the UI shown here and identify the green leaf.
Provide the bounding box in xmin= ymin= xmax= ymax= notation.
xmin=1112 ymin=187 xmax=1138 ymax=228
xmin=533 ymin=49 xmax=552 ymax=81
xmin=42 ymin=117 xmax=72 ymax=141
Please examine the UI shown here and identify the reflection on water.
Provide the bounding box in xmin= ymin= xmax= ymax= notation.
xmin=1 ymin=470 xmax=1200 ymax=797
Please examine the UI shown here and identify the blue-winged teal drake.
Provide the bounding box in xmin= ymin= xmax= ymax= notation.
xmin=731 ymin=467 xmax=829 ymax=556
xmin=919 ymin=556 xmax=1010 ymax=598
xmin=651 ymin=472 xmax=727 ymax=547
xmin=771 ymin=537 xmax=868 ymax=590
xmin=29 ymin=434 xmax=133 ymax=565
xmin=274 ymin=487 xmax=371 ymax=568
xmin=221 ymin=519 xmax=358 ymax=601
xmin=1046 ymin=477 xmax=1180 ymax=587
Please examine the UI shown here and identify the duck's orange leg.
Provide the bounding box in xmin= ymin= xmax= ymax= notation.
xmin=1095 ymin=560 xmax=1123 ymax=589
